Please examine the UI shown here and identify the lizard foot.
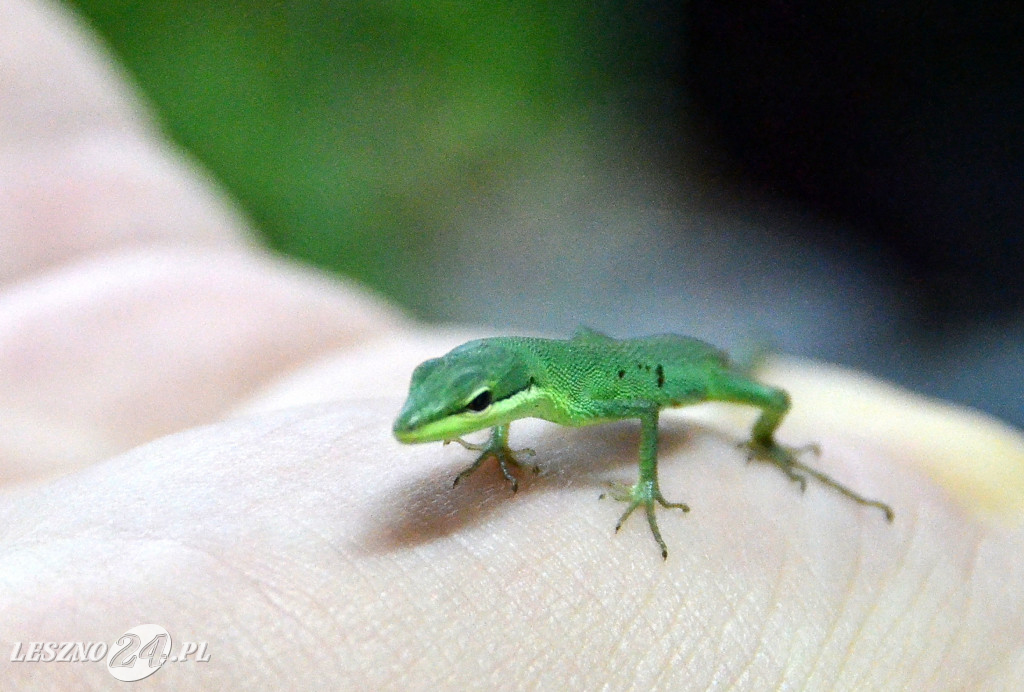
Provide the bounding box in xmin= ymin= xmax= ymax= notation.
xmin=449 ymin=439 xmax=539 ymax=493
xmin=741 ymin=438 xmax=894 ymax=522
xmin=602 ymin=480 xmax=689 ymax=559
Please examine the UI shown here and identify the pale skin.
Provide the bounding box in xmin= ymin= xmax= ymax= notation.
xmin=3 ymin=0 xmax=1024 ymax=687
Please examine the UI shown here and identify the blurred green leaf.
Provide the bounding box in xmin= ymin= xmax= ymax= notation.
xmin=64 ymin=1 xmax=661 ymax=313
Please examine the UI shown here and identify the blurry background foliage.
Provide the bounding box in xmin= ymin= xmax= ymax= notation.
xmin=64 ymin=0 xmax=1024 ymax=427
xmin=64 ymin=0 xmax=665 ymax=311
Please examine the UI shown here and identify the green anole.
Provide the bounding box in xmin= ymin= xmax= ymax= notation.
xmin=393 ymin=329 xmax=893 ymax=558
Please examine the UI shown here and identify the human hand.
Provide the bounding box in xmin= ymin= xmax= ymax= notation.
xmin=3 ymin=1 xmax=1024 ymax=688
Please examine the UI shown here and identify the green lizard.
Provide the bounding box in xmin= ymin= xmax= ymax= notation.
xmin=393 ymin=328 xmax=893 ymax=558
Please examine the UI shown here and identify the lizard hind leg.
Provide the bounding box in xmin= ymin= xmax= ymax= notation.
xmin=745 ymin=440 xmax=895 ymax=521
xmin=711 ymin=370 xmax=895 ymax=522
xmin=741 ymin=439 xmax=817 ymax=491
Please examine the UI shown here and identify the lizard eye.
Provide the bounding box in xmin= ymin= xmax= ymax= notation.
xmin=465 ymin=390 xmax=492 ymax=412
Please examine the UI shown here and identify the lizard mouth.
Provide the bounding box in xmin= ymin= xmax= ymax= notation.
xmin=392 ymin=406 xmax=431 ymax=441
xmin=393 ymin=382 xmax=538 ymax=444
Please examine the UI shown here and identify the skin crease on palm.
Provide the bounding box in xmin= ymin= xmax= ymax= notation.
xmin=3 ymin=1 xmax=1024 ymax=689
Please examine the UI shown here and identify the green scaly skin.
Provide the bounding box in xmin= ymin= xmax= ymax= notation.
xmin=393 ymin=328 xmax=894 ymax=559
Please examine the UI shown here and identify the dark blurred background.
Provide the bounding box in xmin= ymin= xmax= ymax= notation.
xmin=63 ymin=0 xmax=1023 ymax=426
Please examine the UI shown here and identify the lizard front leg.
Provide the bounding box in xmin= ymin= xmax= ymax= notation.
xmin=606 ymin=409 xmax=690 ymax=559
xmin=448 ymin=424 xmax=537 ymax=493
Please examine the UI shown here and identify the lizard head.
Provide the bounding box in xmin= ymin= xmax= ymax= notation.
xmin=393 ymin=339 xmax=538 ymax=443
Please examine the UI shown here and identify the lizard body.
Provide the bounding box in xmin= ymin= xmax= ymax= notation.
xmin=393 ymin=329 xmax=893 ymax=558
